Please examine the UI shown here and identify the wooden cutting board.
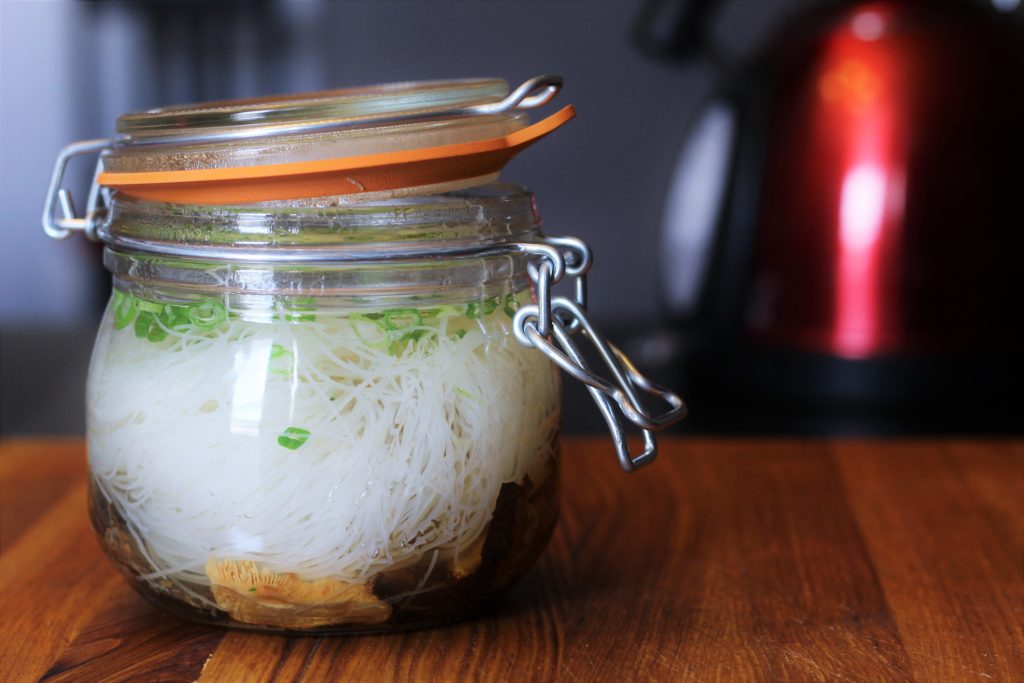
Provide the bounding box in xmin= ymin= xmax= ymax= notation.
xmin=1 ymin=437 xmax=1021 ymax=682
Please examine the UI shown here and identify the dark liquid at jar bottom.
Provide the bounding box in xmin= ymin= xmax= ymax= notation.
xmin=88 ymin=446 xmax=560 ymax=635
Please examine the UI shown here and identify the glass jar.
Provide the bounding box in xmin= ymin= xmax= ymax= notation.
xmin=45 ymin=76 xmax=685 ymax=633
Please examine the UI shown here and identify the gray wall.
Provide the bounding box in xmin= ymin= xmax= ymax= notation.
xmin=2 ymin=0 xmax=804 ymax=328
xmin=1 ymin=0 xmax=803 ymax=435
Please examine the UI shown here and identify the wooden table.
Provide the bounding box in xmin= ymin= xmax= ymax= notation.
xmin=1 ymin=438 xmax=1021 ymax=682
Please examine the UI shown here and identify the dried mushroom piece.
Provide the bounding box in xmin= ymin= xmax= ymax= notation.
xmin=477 ymin=452 xmax=560 ymax=588
xmin=89 ymin=478 xmax=154 ymax=579
xmin=370 ymin=453 xmax=560 ymax=629
xmin=89 ymin=477 xmax=216 ymax=613
xmin=449 ymin=524 xmax=489 ymax=580
xmin=205 ymin=559 xmax=392 ymax=629
xmin=450 ymin=443 xmax=559 ymax=582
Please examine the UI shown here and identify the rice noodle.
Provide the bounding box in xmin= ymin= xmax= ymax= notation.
xmin=86 ymin=291 xmax=560 ymax=595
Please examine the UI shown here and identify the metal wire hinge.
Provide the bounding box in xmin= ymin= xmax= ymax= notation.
xmin=513 ymin=237 xmax=687 ymax=472
xmin=42 ymin=138 xmax=114 ymax=240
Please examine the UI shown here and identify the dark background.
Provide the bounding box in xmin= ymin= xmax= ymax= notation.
xmin=2 ymin=0 xmax=1020 ymax=436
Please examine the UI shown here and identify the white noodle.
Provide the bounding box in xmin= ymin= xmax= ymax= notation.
xmin=87 ymin=296 xmax=560 ymax=591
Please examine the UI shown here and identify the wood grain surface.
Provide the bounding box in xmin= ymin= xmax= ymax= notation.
xmin=1 ymin=438 xmax=1021 ymax=682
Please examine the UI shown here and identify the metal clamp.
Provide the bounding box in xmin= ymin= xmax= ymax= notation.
xmin=463 ymin=74 xmax=562 ymax=115
xmin=542 ymin=235 xmax=589 ymax=334
xmin=42 ymin=138 xmax=112 ymax=240
xmin=513 ymin=237 xmax=687 ymax=471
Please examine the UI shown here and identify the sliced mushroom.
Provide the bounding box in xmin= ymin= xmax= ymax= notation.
xmin=205 ymin=559 xmax=391 ymax=629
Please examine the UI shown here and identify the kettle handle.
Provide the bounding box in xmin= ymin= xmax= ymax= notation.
xmin=659 ymin=100 xmax=739 ymax=320
xmin=633 ymin=0 xmax=726 ymax=64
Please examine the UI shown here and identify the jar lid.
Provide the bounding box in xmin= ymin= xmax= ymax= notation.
xmin=94 ymin=75 xmax=574 ymax=204
xmin=116 ymin=78 xmax=512 ymax=138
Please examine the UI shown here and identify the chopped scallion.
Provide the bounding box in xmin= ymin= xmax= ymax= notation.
xmin=383 ymin=308 xmax=422 ymax=330
xmin=282 ymin=297 xmax=316 ymax=323
xmin=277 ymin=427 xmax=311 ymax=450
xmin=268 ymin=344 xmax=294 ymax=376
xmin=188 ymin=300 xmax=227 ymax=329
xmin=136 ymin=299 xmax=164 ymax=314
xmin=349 ymin=313 xmax=390 ymax=350
xmin=113 ymin=291 xmax=136 ymax=330
xmin=503 ymin=293 xmax=518 ymax=319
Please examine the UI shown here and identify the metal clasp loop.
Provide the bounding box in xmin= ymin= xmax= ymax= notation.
xmin=42 ymin=138 xmax=113 ymax=240
xmin=548 ymin=317 xmax=657 ymax=471
xmin=466 ymin=74 xmax=563 ymax=115
xmin=542 ymin=236 xmax=589 ymax=334
xmin=513 ymin=236 xmax=687 ymax=471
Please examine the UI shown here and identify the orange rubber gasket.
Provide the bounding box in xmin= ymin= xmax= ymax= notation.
xmin=99 ymin=105 xmax=575 ymax=204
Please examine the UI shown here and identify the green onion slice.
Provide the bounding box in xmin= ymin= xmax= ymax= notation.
xmin=349 ymin=313 xmax=390 ymax=350
xmin=382 ymin=308 xmax=422 ymax=331
xmin=277 ymin=427 xmax=311 ymax=450
xmin=503 ymin=293 xmax=518 ymax=319
xmin=113 ymin=291 xmax=136 ymax=330
xmin=188 ymin=300 xmax=227 ymax=329
xmin=136 ymin=299 xmax=164 ymax=314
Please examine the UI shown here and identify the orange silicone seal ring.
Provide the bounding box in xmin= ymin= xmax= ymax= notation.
xmin=98 ymin=105 xmax=576 ymax=204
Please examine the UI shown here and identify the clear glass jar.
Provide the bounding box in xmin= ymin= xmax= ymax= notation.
xmin=86 ymin=185 xmax=563 ymax=632
xmin=46 ymin=76 xmax=685 ymax=634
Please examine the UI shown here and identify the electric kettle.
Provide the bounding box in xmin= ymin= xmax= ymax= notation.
xmin=639 ymin=0 xmax=1024 ymax=431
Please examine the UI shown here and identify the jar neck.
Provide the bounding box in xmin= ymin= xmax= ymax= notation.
xmin=101 ymin=182 xmax=544 ymax=309
xmin=101 ymin=182 xmax=540 ymax=256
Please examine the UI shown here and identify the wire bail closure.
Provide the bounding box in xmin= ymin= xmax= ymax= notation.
xmin=42 ymin=138 xmax=112 ymax=241
xmin=513 ymin=237 xmax=687 ymax=472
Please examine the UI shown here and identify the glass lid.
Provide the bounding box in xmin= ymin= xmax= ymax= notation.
xmin=43 ymin=75 xmax=574 ymax=224
xmin=117 ymin=78 xmax=510 ymax=138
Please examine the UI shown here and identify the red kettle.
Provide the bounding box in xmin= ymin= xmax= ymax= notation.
xmin=640 ymin=0 xmax=1024 ymax=429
